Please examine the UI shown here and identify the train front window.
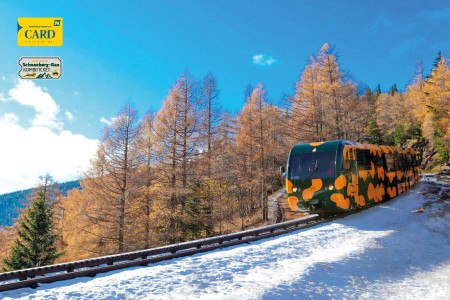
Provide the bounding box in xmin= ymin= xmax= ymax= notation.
xmin=288 ymin=151 xmax=336 ymax=180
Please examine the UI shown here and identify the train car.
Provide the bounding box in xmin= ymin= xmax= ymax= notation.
xmin=281 ymin=140 xmax=421 ymax=214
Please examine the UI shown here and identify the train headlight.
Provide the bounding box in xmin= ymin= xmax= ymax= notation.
xmin=328 ymin=185 xmax=334 ymax=190
xmin=292 ymin=187 xmax=298 ymax=192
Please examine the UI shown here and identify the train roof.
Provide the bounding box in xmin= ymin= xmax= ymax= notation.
xmin=290 ymin=140 xmax=415 ymax=155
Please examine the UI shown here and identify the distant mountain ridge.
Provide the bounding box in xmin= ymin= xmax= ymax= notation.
xmin=0 ymin=180 xmax=81 ymax=227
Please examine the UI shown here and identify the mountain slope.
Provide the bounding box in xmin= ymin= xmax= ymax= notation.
xmin=2 ymin=180 xmax=448 ymax=299
xmin=0 ymin=181 xmax=81 ymax=227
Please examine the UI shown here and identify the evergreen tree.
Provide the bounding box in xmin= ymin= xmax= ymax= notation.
xmin=394 ymin=123 xmax=407 ymax=145
xmin=388 ymin=84 xmax=398 ymax=96
xmin=374 ymin=84 xmax=382 ymax=97
xmin=432 ymin=51 xmax=443 ymax=68
xmin=4 ymin=176 xmax=62 ymax=271
xmin=363 ymin=87 xmax=383 ymax=144
xmin=365 ymin=118 xmax=383 ymax=144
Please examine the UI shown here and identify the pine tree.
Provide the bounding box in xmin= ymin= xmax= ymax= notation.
xmin=394 ymin=123 xmax=407 ymax=145
xmin=363 ymin=88 xmax=383 ymax=144
xmin=374 ymin=84 xmax=382 ymax=97
xmin=388 ymin=84 xmax=398 ymax=96
xmin=366 ymin=118 xmax=383 ymax=144
xmin=4 ymin=176 xmax=62 ymax=271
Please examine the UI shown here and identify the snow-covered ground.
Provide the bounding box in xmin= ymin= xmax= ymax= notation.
xmin=2 ymin=181 xmax=449 ymax=300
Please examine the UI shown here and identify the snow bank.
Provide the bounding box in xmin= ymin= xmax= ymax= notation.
xmin=2 ymin=182 xmax=449 ymax=299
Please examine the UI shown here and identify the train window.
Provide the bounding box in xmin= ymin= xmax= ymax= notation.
xmin=385 ymin=154 xmax=396 ymax=172
xmin=374 ymin=152 xmax=384 ymax=167
xmin=288 ymin=151 xmax=336 ymax=180
xmin=356 ymin=149 xmax=371 ymax=170
xmin=396 ymin=155 xmax=406 ymax=171
xmin=406 ymin=154 xmax=412 ymax=167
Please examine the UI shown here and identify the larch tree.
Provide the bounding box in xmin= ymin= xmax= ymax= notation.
xmin=235 ymin=83 xmax=272 ymax=222
xmin=376 ymin=92 xmax=404 ymax=144
xmin=290 ymin=57 xmax=323 ymax=142
xmin=211 ymin=112 xmax=239 ymax=232
xmin=292 ymin=44 xmax=360 ymax=142
xmin=83 ymin=104 xmax=140 ymax=254
xmin=194 ymin=72 xmax=222 ymax=235
xmin=153 ymin=71 xmax=199 ymax=242
xmin=56 ymin=185 xmax=95 ymax=261
xmin=199 ymin=72 xmax=221 ymax=175
xmin=3 ymin=175 xmax=62 ymax=271
xmin=340 ymin=83 xmax=366 ymax=141
xmin=134 ymin=111 xmax=157 ymax=249
xmin=421 ymin=53 xmax=450 ymax=163
xmin=405 ymin=62 xmax=426 ymax=125
xmin=315 ymin=43 xmax=358 ymax=140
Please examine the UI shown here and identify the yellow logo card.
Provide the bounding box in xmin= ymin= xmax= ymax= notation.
xmin=17 ymin=18 xmax=63 ymax=46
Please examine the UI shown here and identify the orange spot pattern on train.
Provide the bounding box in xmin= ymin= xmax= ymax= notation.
xmin=284 ymin=140 xmax=421 ymax=214
xmin=287 ymin=195 xmax=299 ymax=211
xmin=302 ymin=179 xmax=323 ymax=201
xmin=347 ymin=174 xmax=366 ymax=207
xmin=330 ymin=175 xmax=350 ymax=209
xmin=367 ymin=183 xmax=385 ymax=202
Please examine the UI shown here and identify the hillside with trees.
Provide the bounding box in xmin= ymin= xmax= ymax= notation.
xmin=1 ymin=44 xmax=449 ymax=269
xmin=0 ymin=180 xmax=80 ymax=227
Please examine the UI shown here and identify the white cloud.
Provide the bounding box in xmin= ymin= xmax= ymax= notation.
xmin=0 ymin=113 xmax=19 ymax=123
xmin=65 ymin=111 xmax=74 ymax=122
xmin=7 ymin=80 xmax=62 ymax=129
xmin=1 ymin=76 xmax=6 ymax=81
xmin=73 ymin=91 xmax=80 ymax=96
xmin=0 ymin=120 xmax=98 ymax=194
xmin=0 ymin=82 xmax=99 ymax=194
xmin=100 ymin=116 xmax=116 ymax=125
xmin=252 ymin=54 xmax=279 ymax=66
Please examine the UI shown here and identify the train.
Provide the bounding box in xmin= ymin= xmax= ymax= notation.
xmin=281 ymin=140 xmax=421 ymax=214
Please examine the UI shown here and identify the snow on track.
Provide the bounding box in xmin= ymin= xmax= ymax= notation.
xmin=2 ymin=182 xmax=449 ymax=299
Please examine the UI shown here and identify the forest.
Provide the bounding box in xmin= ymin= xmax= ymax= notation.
xmin=1 ymin=43 xmax=449 ymax=269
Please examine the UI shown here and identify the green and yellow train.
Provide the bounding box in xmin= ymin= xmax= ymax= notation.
xmin=282 ymin=140 xmax=421 ymax=214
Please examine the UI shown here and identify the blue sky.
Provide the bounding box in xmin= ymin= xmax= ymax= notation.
xmin=0 ymin=0 xmax=449 ymax=193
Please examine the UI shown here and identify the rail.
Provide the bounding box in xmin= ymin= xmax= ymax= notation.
xmin=0 ymin=214 xmax=322 ymax=292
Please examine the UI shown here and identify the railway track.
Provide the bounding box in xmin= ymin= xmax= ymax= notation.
xmin=0 ymin=214 xmax=331 ymax=292
xmin=1 ymin=180 xmax=425 ymax=293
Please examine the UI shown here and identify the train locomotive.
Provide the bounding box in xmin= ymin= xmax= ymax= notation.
xmin=281 ymin=140 xmax=421 ymax=214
